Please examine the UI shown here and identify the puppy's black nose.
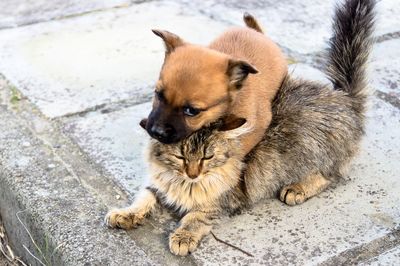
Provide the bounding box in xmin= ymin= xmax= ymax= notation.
xmin=150 ymin=125 xmax=175 ymax=143
xmin=150 ymin=125 xmax=167 ymax=139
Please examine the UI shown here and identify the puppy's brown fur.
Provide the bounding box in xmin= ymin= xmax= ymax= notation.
xmin=145 ymin=13 xmax=287 ymax=155
xmin=207 ymin=25 xmax=287 ymax=155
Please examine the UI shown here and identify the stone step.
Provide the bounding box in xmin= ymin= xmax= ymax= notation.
xmin=0 ymin=0 xmax=399 ymax=265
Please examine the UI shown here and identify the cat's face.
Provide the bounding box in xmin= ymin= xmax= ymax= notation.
xmin=147 ymin=118 xmax=247 ymax=182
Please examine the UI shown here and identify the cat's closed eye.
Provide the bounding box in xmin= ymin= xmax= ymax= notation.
xmin=202 ymin=154 xmax=214 ymax=160
xmin=173 ymin=155 xmax=185 ymax=160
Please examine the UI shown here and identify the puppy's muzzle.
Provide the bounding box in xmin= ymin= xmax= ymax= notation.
xmin=140 ymin=118 xmax=178 ymax=143
xmin=149 ymin=124 xmax=176 ymax=143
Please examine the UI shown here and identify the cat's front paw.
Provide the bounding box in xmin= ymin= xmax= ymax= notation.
xmin=105 ymin=208 xmax=144 ymax=230
xmin=169 ymin=229 xmax=200 ymax=256
xmin=279 ymin=184 xmax=306 ymax=206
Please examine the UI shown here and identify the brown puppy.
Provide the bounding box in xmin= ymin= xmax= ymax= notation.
xmin=143 ymin=14 xmax=287 ymax=156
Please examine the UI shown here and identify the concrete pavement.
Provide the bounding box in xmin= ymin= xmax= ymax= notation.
xmin=0 ymin=0 xmax=399 ymax=265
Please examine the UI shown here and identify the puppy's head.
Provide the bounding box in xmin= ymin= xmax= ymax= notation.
xmin=145 ymin=30 xmax=257 ymax=144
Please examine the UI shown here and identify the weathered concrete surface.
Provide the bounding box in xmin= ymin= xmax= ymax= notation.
xmin=365 ymin=246 xmax=400 ymax=265
xmin=0 ymin=107 xmax=155 ymax=265
xmin=0 ymin=1 xmax=227 ymax=118
xmin=0 ymin=0 xmax=130 ymax=29
xmin=375 ymin=0 xmax=400 ymax=38
xmin=64 ymin=102 xmax=152 ymax=195
xmin=176 ymin=0 xmax=400 ymax=55
xmin=177 ymin=0 xmax=336 ymax=54
xmin=371 ymin=39 xmax=400 ymax=103
xmin=0 ymin=0 xmax=399 ymax=265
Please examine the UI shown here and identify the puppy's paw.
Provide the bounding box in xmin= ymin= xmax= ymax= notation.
xmin=169 ymin=229 xmax=199 ymax=256
xmin=104 ymin=208 xmax=144 ymax=230
xmin=280 ymin=184 xmax=306 ymax=206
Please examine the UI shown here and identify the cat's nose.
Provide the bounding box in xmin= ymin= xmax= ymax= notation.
xmin=186 ymin=163 xmax=200 ymax=179
xmin=186 ymin=161 xmax=201 ymax=179
xmin=187 ymin=172 xmax=198 ymax=179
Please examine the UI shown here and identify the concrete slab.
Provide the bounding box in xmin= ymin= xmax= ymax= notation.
xmin=177 ymin=0 xmax=400 ymax=54
xmin=375 ymin=0 xmax=400 ymax=38
xmin=64 ymin=102 xmax=152 ymax=195
xmin=177 ymin=0 xmax=335 ymax=54
xmin=0 ymin=0 xmax=129 ymax=29
xmin=371 ymin=39 xmax=400 ymax=101
xmin=64 ymin=64 xmax=400 ymax=264
xmin=0 ymin=1 xmax=227 ymax=118
xmin=0 ymin=105 xmax=156 ymax=266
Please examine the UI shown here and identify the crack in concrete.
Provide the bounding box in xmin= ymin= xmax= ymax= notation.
xmin=59 ymin=92 xmax=153 ymax=120
xmin=1 ymin=72 xmax=154 ymax=120
xmin=320 ymin=227 xmax=400 ymax=265
xmin=376 ymin=31 xmax=400 ymax=43
xmin=375 ymin=90 xmax=400 ymax=109
xmin=0 ymin=1 xmax=156 ymax=31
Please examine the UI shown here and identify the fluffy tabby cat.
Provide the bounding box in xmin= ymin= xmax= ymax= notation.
xmin=106 ymin=0 xmax=376 ymax=256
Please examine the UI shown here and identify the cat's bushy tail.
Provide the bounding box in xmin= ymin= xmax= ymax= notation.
xmin=325 ymin=0 xmax=376 ymax=113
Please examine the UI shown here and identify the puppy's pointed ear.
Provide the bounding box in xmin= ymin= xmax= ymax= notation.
xmin=215 ymin=114 xmax=248 ymax=139
xmin=219 ymin=115 xmax=247 ymax=132
xmin=139 ymin=118 xmax=148 ymax=130
xmin=219 ymin=115 xmax=249 ymax=139
xmin=227 ymin=59 xmax=258 ymax=89
xmin=152 ymin=29 xmax=185 ymax=55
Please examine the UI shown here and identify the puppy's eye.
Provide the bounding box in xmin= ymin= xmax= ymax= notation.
xmin=183 ymin=106 xmax=201 ymax=117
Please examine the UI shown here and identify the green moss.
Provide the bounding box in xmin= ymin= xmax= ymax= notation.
xmin=9 ymin=85 xmax=21 ymax=104
xmin=287 ymin=57 xmax=298 ymax=65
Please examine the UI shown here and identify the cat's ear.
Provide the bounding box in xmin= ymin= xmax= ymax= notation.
xmin=219 ymin=115 xmax=249 ymax=139
xmin=139 ymin=118 xmax=148 ymax=130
